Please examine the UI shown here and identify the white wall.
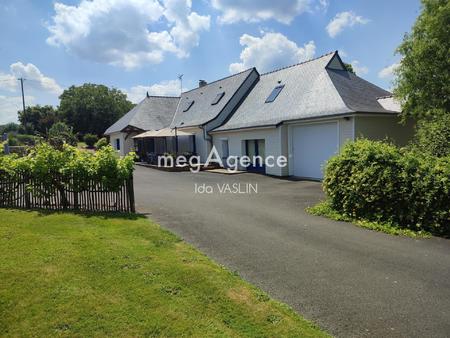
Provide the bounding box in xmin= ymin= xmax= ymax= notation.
xmin=354 ymin=115 xmax=414 ymax=146
xmin=108 ymin=131 xmax=136 ymax=157
xmin=212 ymin=127 xmax=287 ymax=176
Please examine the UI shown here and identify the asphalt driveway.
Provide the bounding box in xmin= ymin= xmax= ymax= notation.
xmin=134 ymin=166 xmax=450 ymax=338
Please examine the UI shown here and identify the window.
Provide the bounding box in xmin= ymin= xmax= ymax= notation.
xmin=265 ymin=85 xmax=284 ymax=103
xmin=115 ymin=138 xmax=120 ymax=150
xmin=211 ymin=92 xmax=225 ymax=105
xmin=183 ymin=100 xmax=195 ymax=112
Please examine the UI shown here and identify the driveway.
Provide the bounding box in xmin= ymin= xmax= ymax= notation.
xmin=134 ymin=166 xmax=450 ymax=338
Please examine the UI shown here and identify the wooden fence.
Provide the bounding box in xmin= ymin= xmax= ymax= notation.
xmin=0 ymin=172 xmax=135 ymax=212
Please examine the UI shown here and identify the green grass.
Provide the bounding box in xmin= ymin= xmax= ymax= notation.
xmin=0 ymin=209 xmax=327 ymax=337
xmin=307 ymin=200 xmax=431 ymax=238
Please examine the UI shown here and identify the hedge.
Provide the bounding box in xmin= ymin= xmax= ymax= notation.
xmin=0 ymin=143 xmax=135 ymax=193
xmin=323 ymin=139 xmax=450 ymax=236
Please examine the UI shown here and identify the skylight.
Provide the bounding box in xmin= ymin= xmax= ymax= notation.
xmin=183 ymin=100 xmax=194 ymax=112
xmin=265 ymin=85 xmax=284 ymax=103
xmin=211 ymin=92 xmax=225 ymax=105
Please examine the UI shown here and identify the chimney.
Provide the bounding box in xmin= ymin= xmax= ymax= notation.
xmin=199 ymin=79 xmax=207 ymax=88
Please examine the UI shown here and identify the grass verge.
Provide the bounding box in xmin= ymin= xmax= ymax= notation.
xmin=0 ymin=209 xmax=328 ymax=337
xmin=307 ymin=200 xmax=431 ymax=238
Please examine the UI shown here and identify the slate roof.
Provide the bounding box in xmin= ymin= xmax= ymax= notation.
xmin=170 ymin=68 xmax=255 ymax=129
xmin=104 ymin=95 xmax=179 ymax=135
xmin=214 ymin=51 xmax=394 ymax=132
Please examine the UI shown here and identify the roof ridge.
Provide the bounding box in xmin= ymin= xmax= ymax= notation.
xmin=146 ymin=95 xmax=180 ymax=99
xmin=260 ymin=51 xmax=336 ymax=76
xmin=181 ymin=67 xmax=255 ymax=95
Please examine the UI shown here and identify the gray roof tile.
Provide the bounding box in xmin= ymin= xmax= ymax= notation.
xmin=104 ymin=96 xmax=179 ymax=134
xmin=215 ymin=52 xmax=395 ymax=132
xmin=170 ymin=68 xmax=255 ymax=128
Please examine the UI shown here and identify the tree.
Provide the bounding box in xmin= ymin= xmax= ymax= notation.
xmin=394 ymin=0 xmax=450 ymax=119
xmin=58 ymin=84 xmax=134 ymax=137
xmin=0 ymin=122 xmax=20 ymax=135
xmin=343 ymin=62 xmax=355 ymax=74
xmin=47 ymin=122 xmax=77 ymax=149
xmin=18 ymin=105 xmax=59 ymax=135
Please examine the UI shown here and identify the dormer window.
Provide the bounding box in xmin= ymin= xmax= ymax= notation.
xmin=211 ymin=92 xmax=225 ymax=105
xmin=265 ymin=85 xmax=284 ymax=103
xmin=183 ymin=100 xmax=194 ymax=112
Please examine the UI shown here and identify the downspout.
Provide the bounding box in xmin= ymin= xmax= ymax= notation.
xmin=200 ymin=125 xmax=213 ymax=152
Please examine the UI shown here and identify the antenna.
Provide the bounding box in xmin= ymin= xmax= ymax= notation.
xmin=177 ymin=74 xmax=183 ymax=94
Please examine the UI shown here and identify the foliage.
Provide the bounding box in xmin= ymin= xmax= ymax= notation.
xmin=394 ymin=0 xmax=450 ymax=119
xmin=0 ymin=209 xmax=327 ymax=337
xmin=0 ymin=143 xmax=135 ymax=207
xmin=0 ymin=122 xmax=20 ymax=135
xmin=307 ymin=201 xmax=430 ymax=238
xmin=83 ymin=133 xmax=98 ymax=148
xmin=18 ymin=105 xmax=59 ymax=135
xmin=95 ymin=137 xmax=109 ymax=150
xmin=323 ymin=139 xmax=450 ymax=236
xmin=411 ymin=113 xmax=450 ymax=157
xmin=343 ymin=62 xmax=355 ymax=74
xmin=58 ymin=84 xmax=134 ymax=136
xmin=47 ymin=122 xmax=77 ymax=149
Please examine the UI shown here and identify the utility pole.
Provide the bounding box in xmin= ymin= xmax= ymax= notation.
xmin=18 ymin=78 xmax=26 ymax=113
xmin=177 ymin=74 xmax=183 ymax=95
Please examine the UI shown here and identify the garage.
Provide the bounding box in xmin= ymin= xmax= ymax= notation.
xmin=291 ymin=122 xmax=338 ymax=179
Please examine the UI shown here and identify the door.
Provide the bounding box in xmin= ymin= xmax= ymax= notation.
xmin=292 ymin=122 xmax=338 ymax=179
xmin=246 ymin=139 xmax=265 ymax=173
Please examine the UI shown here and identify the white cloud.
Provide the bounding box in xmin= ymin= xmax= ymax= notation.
xmin=378 ymin=62 xmax=400 ymax=79
xmin=0 ymin=62 xmax=62 ymax=95
xmin=46 ymin=0 xmax=210 ymax=69
xmin=326 ymin=11 xmax=369 ymax=38
xmin=0 ymin=95 xmax=35 ymax=124
xmin=229 ymin=32 xmax=315 ymax=74
xmin=211 ymin=0 xmax=312 ymax=24
xmin=125 ymin=80 xmax=183 ymax=103
xmin=351 ymin=60 xmax=368 ymax=76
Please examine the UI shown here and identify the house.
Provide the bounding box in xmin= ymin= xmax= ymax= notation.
xmin=105 ymin=51 xmax=413 ymax=179
xmin=169 ymin=68 xmax=259 ymax=161
xmin=104 ymin=95 xmax=179 ymax=156
xmin=211 ymin=51 xmax=413 ymax=179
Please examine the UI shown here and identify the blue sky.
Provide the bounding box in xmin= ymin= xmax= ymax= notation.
xmin=0 ymin=0 xmax=421 ymax=124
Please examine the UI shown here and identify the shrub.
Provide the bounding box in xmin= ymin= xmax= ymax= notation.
xmin=411 ymin=112 xmax=450 ymax=157
xmin=0 ymin=143 xmax=135 ymax=205
xmin=323 ymin=139 xmax=450 ymax=236
xmin=47 ymin=122 xmax=77 ymax=149
xmin=95 ymin=137 xmax=109 ymax=150
xmin=15 ymin=134 xmax=41 ymax=146
xmin=83 ymin=133 xmax=98 ymax=148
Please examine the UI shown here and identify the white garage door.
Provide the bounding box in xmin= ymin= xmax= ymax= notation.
xmin=292 ymin=122 xmax=338 ymax=179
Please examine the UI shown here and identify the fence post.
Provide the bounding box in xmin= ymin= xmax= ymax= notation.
xmin=127 ymin=175 xmax=135 ymax=213
xmin=24 ymin=173 xmax=31 ymax=209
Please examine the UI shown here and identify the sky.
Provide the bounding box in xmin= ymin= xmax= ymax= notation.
xmin=0 ymin=0 xmax=422 ymax=124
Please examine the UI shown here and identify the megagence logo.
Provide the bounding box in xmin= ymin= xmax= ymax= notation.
xmin=158 ymin=146 xmax=288 ymax=173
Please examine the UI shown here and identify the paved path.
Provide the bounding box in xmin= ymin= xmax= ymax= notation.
xmin=134 ymin=166 xmax=450 ymax=338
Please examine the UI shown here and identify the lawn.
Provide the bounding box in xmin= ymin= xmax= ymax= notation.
xmin=0 ymin=209 xmax=327 ymax=337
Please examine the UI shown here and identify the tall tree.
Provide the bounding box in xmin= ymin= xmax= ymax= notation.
xmin=58 ymin=84 xmax=134 ymax=136
xmin=18 ymin=105 xmax=59 ymax=135
xmin=394 ymin=0 xmax=450 ymax=119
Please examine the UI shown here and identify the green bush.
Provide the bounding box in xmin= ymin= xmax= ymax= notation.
xmin=412 ymin=112 xmax=450 ymax=157
xmin=15 ymin=134 xmax=41 ymax=146
xmin=323 ymin=139 xmax=450 ymax=236
xmin=95 ymin=137 xmax=109 ymax=150
xmin=83 ymin=133 xmax=98 ymax=148
xmin=0 ymin=143 xmax=135 ymax=197
xmin=47 ymin=122 xmax=77 ymax=149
